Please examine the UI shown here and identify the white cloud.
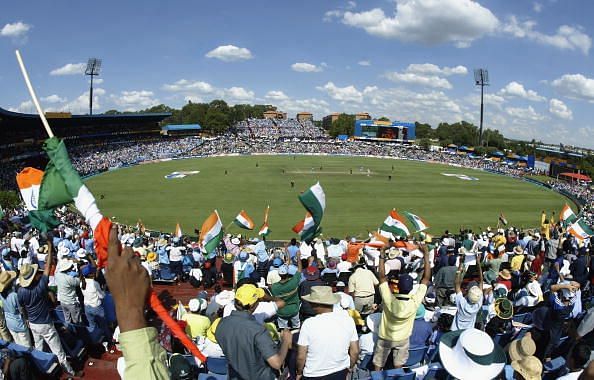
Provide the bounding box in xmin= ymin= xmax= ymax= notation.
xmin=291 ymin=62 xmax=323 ymax=73
xmin=50 ymin=63 xmax=86 ymax=76
xmin=41 ymin=95 xmax=66 ymax=103
xmin=224 ymin=87 xmax=255 ymax=102
xmin=502 ymin=16 xmax=591 ymax=55
xmin=110 ymin=90 xmax=159 ymax=111
xmin=276 ymin=98 xmax=331 ymax=118
xmin=316 ymin=82 xmax=374 ymax=103
xmin=346 ymin=1 xmax=357 ymax=10
xmin=505 ymin=105 xmax=545 ymax=122
xmin=205 ymin=45 xmax=253 ymax=62
xmin=265 ymin=90 xmax=289 ymax=101
xmin=549 ymin=98 xmax=573 ymax=120
xmin=358 ymin=60 xmax=371 ymax=66
xmin=162 ymin=79 xmax=215 ymax=93
xmin=533 ymin=2 xmax=543 ymax=12
xmin=384 ymin=63 xmax=467 ymax=89
xmin=405 ymin=63 xmax=468 ymax=76
xmin=58 ymin=88 xmax=105 ymax=114
xmin=0 ymin=21 xmax=31 ymax=37
xmin=341 ymin=0 xmax=499 ymax=47
xmin=323 ymin=10 xmax=343 ymax=22
xmin=499 ymin=81 xmax=545 ymax=102
xmin=385 ymin=72 xmax=452 ymax=89
xmin=551 ymin=74 xmax=594 ymax=102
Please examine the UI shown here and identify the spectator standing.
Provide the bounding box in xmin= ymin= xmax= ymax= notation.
xmin=348 ymin=263 xmax=378 ymax=313
xmin=271 ymin=260 xmax=302 ymax=329
xmin=17 ymin=244 xmax=80 ymax=376
xmin=451 ymin=252 xmax=484 ymax=331
xmin=54 ymin=258 xmax=83 ymax=324
xmin=372 ymin=243 xmax=431 ymax=370
xmin=0 ymin=271 xmax=29 ymax=346
xmin=216 ymin=284 xmax=292 ymax=380
xmin=296 ymin=286 xmax=359 ymax=379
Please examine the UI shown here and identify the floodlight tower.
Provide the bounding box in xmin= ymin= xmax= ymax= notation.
xmin=474 ymin=68 xmax=489 ymax=146
xmin=85 ymin=58 xmax=102 ymax=115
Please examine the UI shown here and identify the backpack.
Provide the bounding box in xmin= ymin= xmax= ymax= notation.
xmin=169 ymin=353 xmax=193 ymax=380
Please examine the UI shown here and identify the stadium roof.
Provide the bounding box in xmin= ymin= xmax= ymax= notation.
xmin=0 ymin=107 xmax=171 ymax=128
xmin=162 ymin=124 xmax=201 ymax=131
xmin=560 ymin=172 xmax=592 ymax=182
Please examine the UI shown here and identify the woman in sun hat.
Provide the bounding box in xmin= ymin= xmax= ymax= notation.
xmin=485 ymin=298 xmax=514 ymax=337
xmin=511 ymin=356 xmax=542 ymax=380
xmin=439 ymin=328 xmax=506 ymax=380
xmin=0 ymin=270 xmax=31 ymax=346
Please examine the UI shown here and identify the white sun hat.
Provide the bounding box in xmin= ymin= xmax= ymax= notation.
xmin=439 ymin=328 xmax=505 ymax=380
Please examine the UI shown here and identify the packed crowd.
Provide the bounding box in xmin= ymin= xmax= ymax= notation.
xmin=233 ymin=118 xmax=326 ymax=139
xmin=1 ymin=201 xmax=594 ymax=379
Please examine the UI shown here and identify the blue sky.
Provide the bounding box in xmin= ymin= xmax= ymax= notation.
xmin=1 ymin=0 xmax=594 ymax=147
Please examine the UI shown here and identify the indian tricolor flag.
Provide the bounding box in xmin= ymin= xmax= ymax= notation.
xmin=234 ymin=210 xmax=255 ymax=230
xmin=403 ymin=211 xmax=429 ymax=232
xmin=297 ymin=182 xmax=325 ymax=242
xmin=16 ymin=138 xmax=112 ymax=266
xmin=380 ymin=209 xmax=410 ymax=238
xmin=560 ymin=204 xmax=578 ymax=226
xmin=568 ymin=219 xmax=594 ymax=240
xmin=16 ymin=167 xmax=43 ymax=211
xmin=299 ymin=182 xmax=325 ymax=226
xmin=292 ymin=212 xmax=316 ymax=240
xmin=258 ymin=205 xmax=270 ymax=237
xmin=175 ymin=223 xmax=183 ymax=238
xmin=200 ymin=210 xmax=224 ymax=253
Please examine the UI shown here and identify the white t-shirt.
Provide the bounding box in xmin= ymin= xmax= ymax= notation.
xmin=337 ymin=261 xmax=352 ymax=273
xmin=557 ymin=371 xmax=583 ymax=380
xmin=81 ymin=279 xmax=105 ymax=307
xmin=223 ymin=301 xmax=278 ymax=325
xmin=168 ymin=247 xmax=185 ymax=262
xmin=297 ymin=311 xmax=358 ymax=377
xmin=327 ymin=244 xmax=344 ymax=258
xmin=189 ymin=268 xmax=203 ymax=282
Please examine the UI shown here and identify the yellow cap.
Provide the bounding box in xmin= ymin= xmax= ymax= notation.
xmin=235 ymin=284 xmax=265 ymax=306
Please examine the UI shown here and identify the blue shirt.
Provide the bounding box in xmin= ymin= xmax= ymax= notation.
xmin=287 ymin=245 xmax=299 ymax=260
xmin=0 ymin=291 xmax=26 ymax=332
xmin=17 ymin=275 xmax=52 ymax=324
xmin=411 ymin=318 xmax=433 ymax=348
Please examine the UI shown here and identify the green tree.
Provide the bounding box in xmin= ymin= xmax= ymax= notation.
xmin=204 ymin=108 xmax=229 ymax=133
xmin=415 ymin=122 xmax=433 ymax=139
xmin=0 ymin=190 xmax=19 ymax=210
xmin=329 ymin=114 xmax=355 ymax=137
xmin=377 ymin=116 xmax=390 ymax=122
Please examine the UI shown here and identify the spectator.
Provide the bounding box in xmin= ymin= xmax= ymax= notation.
xmin=372 ymin=244 xmax=430 ymax=370
xmin=410 ymin=304 xmax=432 ymax=347
xmin=451 ymin=253 xmax=484 ymax=331
xmin=348 ymin=262 xmax=378 ymax=313
xmin=296 ymin=286 xmax=359 ymax=379
xmin=215 ymin=284 xmax=292 ymax=380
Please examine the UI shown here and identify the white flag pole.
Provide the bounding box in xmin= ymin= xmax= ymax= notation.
xmin=15 ymin=50 xmax=54 ymax=138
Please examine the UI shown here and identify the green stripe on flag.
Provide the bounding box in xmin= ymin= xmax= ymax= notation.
xmin=204 ymin=229 xmax=224 ymax=253
xmin=298 ymin=191 xmax=324 ymax=226
xmin=38 ymin=137 xmax=84 ymax=210
xmin=380 ymin=223 xmax=408 ymax=237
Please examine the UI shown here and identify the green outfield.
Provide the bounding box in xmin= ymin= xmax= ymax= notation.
xmin=85 ymin=155 xmax=570 ymax=240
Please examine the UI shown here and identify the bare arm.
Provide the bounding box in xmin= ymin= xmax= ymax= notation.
xmin=296 ymin=344 xmax=307 ymax=377
xmin=420 ymin=243 xmax=431 ymax=286
xmin=378 ymin=248 xmax=387 ymax=284
xmin=476 ymin=253 xmax=484 ymax=289
xmin=348 ymin=340 xmax=360 ymax=370
xmin=454 ymin=255 xmax=464 ymax=293
xmin=267 ymin=329 xmax=292 ymax=370
xmin=297 ymin=251 xmax=303 ymax=273
xmin=43 ymin=237 xmax=53 ymax=276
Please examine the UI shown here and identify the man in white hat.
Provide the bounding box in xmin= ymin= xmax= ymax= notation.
xmin=54 ymin=257 xmax=83 ymax=325
xmin=451 ymin=252 xmax=484 ymax=331
xmin=297 ymin=286 xmax=359 ymax=379
xmin=181 ymin=298 xmax=210 ymax=339
xmin=17 ymin=241 xmax=81 ymax=376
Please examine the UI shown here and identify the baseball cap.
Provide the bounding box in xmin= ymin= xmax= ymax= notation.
xmin=398 ymin=274 xmax=414 ymax=294
xmin=272 ymin=257 xmax=283 ymax=268
xmin=278 ymin=265 xmax=289 ymax=276
xmin=235 ymin=284 xmax=265 ymax=306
